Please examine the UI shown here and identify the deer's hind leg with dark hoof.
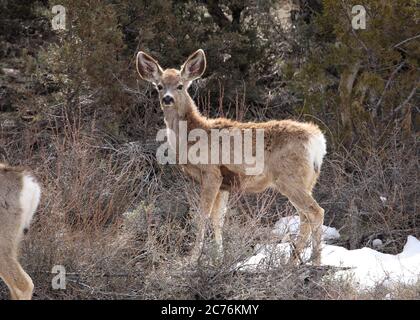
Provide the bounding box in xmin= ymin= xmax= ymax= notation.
xmin=289 ymin=191 xmax=324 ymax=265
xmin=277 ymin=181 xmax=325 ymax=266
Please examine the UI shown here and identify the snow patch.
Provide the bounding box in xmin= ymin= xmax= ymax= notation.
xmin=238 ymin=216 xmax=420 ymax=290
xmin=272 ymin=215 xmax=340 ymax=242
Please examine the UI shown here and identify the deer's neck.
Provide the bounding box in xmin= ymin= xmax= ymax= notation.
xmin=162 ymin=96 xmax=207 ymax=135
xmin=163 ymin=97 xmax=207 ymax=154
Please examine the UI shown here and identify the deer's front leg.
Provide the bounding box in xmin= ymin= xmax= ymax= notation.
xmin=210 ymin=190 xmax=229 ymax=264
xmin=189 ymin=171 xmax=222 ymax=263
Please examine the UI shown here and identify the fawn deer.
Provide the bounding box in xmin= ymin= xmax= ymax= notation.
xmin=0 ymin=163 xmax=40 ymax=299
xmin=136 ymin=49 xmax=327 ymax=265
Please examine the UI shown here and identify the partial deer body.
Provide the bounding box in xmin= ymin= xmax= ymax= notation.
xmin=136 ymin=49 xmax=326 ymax=265
xmin=0 ymin=163 xmax=40 ymax=300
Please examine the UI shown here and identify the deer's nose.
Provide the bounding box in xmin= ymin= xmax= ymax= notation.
xmin=162 ymin=95 xmax=174 ymax=105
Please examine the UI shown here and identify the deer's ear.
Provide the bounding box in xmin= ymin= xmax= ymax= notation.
xmin=136 ymin=51 xmax=163 ymax=83
xmin=181 ymin=49 xmax=206 ymax=81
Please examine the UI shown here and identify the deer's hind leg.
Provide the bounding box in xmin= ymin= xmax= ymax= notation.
xmin=0 ymin=255 xmax=34 ymax=300
xmin=0 ymin=214 xmax=34 ymax=300
xmin=289 ymin=190 xmax=324 ymax=265
xmin=275 ymin=178 xmax=324 ymax=265
xmin=307 ymin=172 xmax=324 ymax=264
xmin=287 ymin=205 xmax=311 ymax=263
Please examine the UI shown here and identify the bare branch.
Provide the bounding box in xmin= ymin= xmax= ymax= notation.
xmin=374 ymin=61 xmax=405 ymax=115
xmin=393 ymin=34 xmax=420 ymax=48
xmin=393 ymin=82 xmax=418 ymax=115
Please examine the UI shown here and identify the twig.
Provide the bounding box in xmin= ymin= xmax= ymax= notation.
xmin=392 ymin=83 xmax=418 ymax=116
xmin=374 ymin=62 xmax=405 ymax=114
xmin=67 ymin=279 xmax=141 ymax=298
xmin=393 ymin=34 xmax=420 ymax=48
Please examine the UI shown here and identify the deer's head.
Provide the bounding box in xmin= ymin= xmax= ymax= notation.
xmin=136 ymin=49 xmax=206 ymax=111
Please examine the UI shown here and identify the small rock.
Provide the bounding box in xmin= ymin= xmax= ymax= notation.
xmin=372 ymin=238 xmax=383 ymax=249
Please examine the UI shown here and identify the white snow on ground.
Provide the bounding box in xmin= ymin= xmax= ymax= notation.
xmin=237 ymin=215 xmax=420 ymax=290
xmin=272 ymin=215 xmax=341 ymax=241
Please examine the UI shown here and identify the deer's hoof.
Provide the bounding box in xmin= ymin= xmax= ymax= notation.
xmin=288 ymin=250 xmax=303 ymax=267
xmin=310 ymin=254 xmax=321 ymax=266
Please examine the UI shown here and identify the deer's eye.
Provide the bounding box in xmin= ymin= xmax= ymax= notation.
xmin=157 ymin=84 xmax=163 ymax=91
xmin=177 ymin=84 xmax=183 ymax=90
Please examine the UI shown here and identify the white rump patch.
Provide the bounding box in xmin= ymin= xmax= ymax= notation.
xmin=20 ymin=174 xmax=41 ymax=231
xmin=306 ymin=133 xmax=327 ymax=172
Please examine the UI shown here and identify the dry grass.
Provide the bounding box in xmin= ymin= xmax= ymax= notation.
xmin=317 ymin=131 xmax=419 ymax=253
xmin=0 ymin=106 xmax=418 ymax=299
